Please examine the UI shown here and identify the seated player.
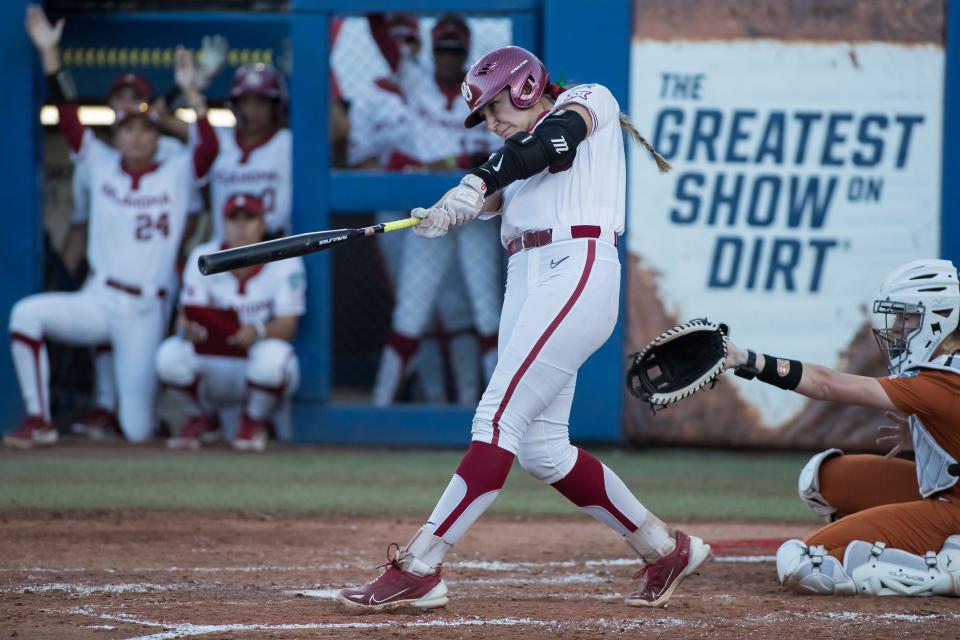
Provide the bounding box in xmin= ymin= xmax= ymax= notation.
xmin=723 ymin=259 xmax=960 ymax=596
xmin=155 ymin=194 xmax=306 ymax=452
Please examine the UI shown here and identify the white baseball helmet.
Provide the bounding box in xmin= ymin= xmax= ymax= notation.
xmin=872 ymin=259 xmax=960 ymax=374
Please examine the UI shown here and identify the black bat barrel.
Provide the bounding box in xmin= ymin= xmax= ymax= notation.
xmin=198 ymin=229 xmax=357 ymax=275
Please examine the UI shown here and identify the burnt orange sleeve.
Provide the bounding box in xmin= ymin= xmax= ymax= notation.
xmin=877 ymin=371 xmax=955 ymax=423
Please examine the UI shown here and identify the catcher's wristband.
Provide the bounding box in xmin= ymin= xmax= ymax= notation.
xmin=734 ymin=349 xmax=759 ymax=380
xmin=757 ymin=354 xmax=803 ymax=390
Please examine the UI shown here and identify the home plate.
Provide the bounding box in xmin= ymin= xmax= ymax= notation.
xmin=285 ymin=588 xmax=340 ymax=599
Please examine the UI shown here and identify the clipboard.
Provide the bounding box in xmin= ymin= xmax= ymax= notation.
xmin=183 ymin=305 xmax=247 ymax=358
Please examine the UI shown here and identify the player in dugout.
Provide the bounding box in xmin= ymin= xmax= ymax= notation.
xmin=5 ymin=5 xmax=218 ymax=449
xmin=155 ymin=193 xmax=306 ymax=452
xmin=723 ymin=258 xmax=960 ymax=596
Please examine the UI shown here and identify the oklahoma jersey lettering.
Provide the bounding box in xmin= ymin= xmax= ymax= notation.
xmin=77 ymin=130 xmax=197 ymax=289
xmin=71 ymin=135 xmax=204 ymax=225
xmin=194 ymin=125 xmax=292 ymax=240
xmin=181 ymin=240 xmax=307 ymax=326
xmin=499 ymin=83 xmax=625 ymax=244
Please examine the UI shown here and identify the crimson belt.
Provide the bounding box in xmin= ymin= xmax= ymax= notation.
xmin=506 ymin=225 xmax=618 ymax=256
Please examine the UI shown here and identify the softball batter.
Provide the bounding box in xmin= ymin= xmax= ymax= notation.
xmin=338 ymin=45 xmax=711 ymax=612
xmin=724 ymin=259 xmax=960 ymax=596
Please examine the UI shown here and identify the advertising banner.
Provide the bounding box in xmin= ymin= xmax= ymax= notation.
xmin=625 ymin=1 xmax=944 ymax=448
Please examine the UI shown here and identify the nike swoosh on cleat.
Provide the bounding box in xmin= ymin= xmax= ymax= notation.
xmin=370 ymin=587 xmax=410 ymax=605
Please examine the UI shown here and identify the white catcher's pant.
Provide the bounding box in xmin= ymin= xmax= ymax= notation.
xmin=155 ymin=336 xmax=300 ymax=427
xmin=472 ymin=238 xmax=620 ymax=472
xmin=9 ymin=279 xmax=167 ymax=442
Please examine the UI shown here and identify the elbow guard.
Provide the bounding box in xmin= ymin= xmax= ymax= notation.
xmin=468 ymin=108 xmax=588 ymax=195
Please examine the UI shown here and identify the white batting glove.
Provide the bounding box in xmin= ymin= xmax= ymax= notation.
xmin=441 ymin=174 xmax=487 ymax=226
xmin=412 ymin=207 xmax=451 ymax=239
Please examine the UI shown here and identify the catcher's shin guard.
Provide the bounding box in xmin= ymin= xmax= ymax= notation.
xmin=843 ymin=537 xmax=960 ymax=596
xmin=776 ymin=539 xmax=856 ymax=595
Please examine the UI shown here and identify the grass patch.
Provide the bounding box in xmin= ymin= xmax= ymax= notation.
xmin=0 ymin=446 xmax=818 ymax=522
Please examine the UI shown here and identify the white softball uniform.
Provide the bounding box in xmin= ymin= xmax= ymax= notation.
xmin=471 ymin=83 xmax=625 ymax=456
xmin=10 ymin=123 xmax=212 ymax=442
xmin=195 ymin=125 xmax=292 ymax=240
xmin=155 ymin=241 xmax=306 ymax=425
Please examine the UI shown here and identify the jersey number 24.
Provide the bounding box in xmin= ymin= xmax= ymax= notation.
xmin=135 ymin=212 xmax=170 ymax=241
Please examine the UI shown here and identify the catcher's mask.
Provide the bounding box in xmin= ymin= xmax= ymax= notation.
xmin=871 ymin=259 xmax=959 ymax=374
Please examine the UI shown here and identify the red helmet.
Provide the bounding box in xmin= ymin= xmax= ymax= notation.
xmin=109 ymin=72 xmax=154 ymax=101
xmin=462 ymin=45 xmax=548 ymax=128
xmin=223 ymin=193 xmax=265 ymax=219
xmin=228 ymin=63 xmax=289 ymax=117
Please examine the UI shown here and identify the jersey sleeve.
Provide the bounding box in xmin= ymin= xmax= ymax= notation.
xmin=555 ymin=83 xmax=621 ymax=134
xmin=179 ymin=245 xmax=212 ymax=307
xmin=877 ymin=371 xmax=959 ymax=424
xmin=273 ymin=258 xmax=307 ymax=317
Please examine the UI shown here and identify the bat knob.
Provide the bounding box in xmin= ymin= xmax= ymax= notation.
xmin=198 ymin=254 xmax=211 ymax=276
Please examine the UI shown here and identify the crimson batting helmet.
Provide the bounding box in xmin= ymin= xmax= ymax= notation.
xmin=109 ymin=72 xmax=154 ymax=101
xmin=228 ymin=63 xmax=289 ymax=120
xmin=462 ymin=45 xmax=549 ymax=128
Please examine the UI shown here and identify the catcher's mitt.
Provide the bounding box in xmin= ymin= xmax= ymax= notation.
xmin=626 ymin=318 xmax=729 ymax=411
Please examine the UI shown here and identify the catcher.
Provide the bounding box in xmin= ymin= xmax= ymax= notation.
xmin=631 ymin=259 xmax=960 ymax=596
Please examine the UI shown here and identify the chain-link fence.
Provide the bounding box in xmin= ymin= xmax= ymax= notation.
xmin=329 ymin=13 xmax=512 ymax=404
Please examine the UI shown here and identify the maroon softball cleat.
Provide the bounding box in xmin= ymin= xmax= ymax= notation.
xmin=625 ymin=530 xmax=712 ymax=608
xmin=4 ymin=416 xmax=57 ymax=450
xmin=338 ymin=544 xmax=448 ymax=612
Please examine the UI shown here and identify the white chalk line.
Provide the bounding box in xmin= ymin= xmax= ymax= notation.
xmin=10 ymin=555 xmax=772 ymax=577
xmin=62 ymin=606 xmax=700 ymax=640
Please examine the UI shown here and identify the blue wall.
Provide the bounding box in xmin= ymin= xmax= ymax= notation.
xmin=944 ymin=0 xmax=959 ymax=266
xmin=0 ymin=0 xmax=44 ymax=424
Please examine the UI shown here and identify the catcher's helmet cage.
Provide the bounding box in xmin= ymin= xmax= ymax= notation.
xmin=626 ymin=318 xmax=729 ymax=410
xmin=461 ymin=45 xmax=549 ymax=128
xmin=872 ymin=259 xmax=959 ymax=374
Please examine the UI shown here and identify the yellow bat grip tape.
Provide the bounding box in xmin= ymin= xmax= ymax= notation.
xmin=382 ymin=217 xmax=421 ymax=233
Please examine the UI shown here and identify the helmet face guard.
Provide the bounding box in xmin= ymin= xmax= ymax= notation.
xmin=872 ymin=299 xmax=925 ymax=374
xmin=870 ymin=259 xmax=960 ymax=374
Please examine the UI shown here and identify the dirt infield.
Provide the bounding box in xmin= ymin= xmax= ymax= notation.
xmin=2 ymin=513 xmax=959 ymax=639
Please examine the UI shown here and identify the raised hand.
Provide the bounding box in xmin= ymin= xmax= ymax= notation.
xmin=876 ymin=411 xmax=911 ymax=458
xmin=24 ymin=4 xmax=64 ymax=53
xmin=197 ymin=35 xmax=229 ymax=89
xmin=174 ymin=45 xmax=200 ymax=93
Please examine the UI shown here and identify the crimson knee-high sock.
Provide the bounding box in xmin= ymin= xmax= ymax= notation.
xmin=551 ymin=448 xmax=675 ymax=560
xmin=403 ymin=441 xmax=515 ymax=574
xmin=428 ymin=441 xmax=515 ymax=541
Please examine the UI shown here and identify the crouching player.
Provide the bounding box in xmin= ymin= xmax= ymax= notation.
xmin=724 ymin=259 xmax=960 ymax=596
xmin=156 ymin=194 xmax=306 ymax=452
